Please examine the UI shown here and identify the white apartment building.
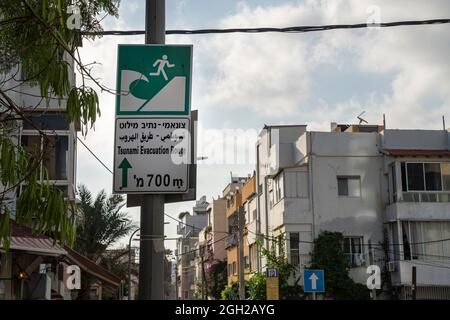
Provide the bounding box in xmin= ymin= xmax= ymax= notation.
xmin=175 ymin=196 xmax=208 ymax=300
xmin=255 ymin=122 xmax=450 ymax=299
xmin=0 ymin=61 xmax=80 ymax=299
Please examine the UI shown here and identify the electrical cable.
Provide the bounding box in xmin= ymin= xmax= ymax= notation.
xmin=76 ymin=136 xmax=113 ymax=174
xmin=164 ymin=212 xmax=230 ymax=235
xmin=81 ymin=19 xmax=450 ymax=36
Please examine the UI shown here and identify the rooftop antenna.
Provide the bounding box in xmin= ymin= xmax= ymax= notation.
xmin=357 ymin=111 xmax=368 ymax=125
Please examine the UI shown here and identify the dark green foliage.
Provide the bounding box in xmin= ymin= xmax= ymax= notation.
xmin=74 ymin=184 xmax=134 ymax=299
xmin=221 ymin=282 xmax=239 ymax=300
xmin=205 ymin=260 xmax=228 ymax=300
xmin=247 ymin=272 xmax=266 ymax=300
xmin=0 ymin=0 xmax=120 ymax=248
xmin=310 ymin=231 xmax=369 ymax=300
xmin=75 ymin=184 xmax=134 ymax=260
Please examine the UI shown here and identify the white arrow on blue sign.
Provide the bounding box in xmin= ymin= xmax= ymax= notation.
xmin=303 ymin=269 xmax=325 ymax=293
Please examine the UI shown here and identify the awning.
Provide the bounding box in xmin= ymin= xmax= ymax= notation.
xmin=64 ymin=246 xmax=122 ymax=288
xmin=385 ymin=149 xmax=450 ymax=157
xmin=9 ymin=236 xmax=67 ymax=256
xmin=0 ymin=220 xmax=67 ymax=256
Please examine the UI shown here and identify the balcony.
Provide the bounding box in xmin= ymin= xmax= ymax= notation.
xmin=386 ymin=196 xmax=450 ymax=222
xmin=226 ymin=193 xmax=242 ymax=217
xmin=269 ymin=198 xmax=311 ymax=231
xmin=390 ymin=260 xmax=450 ymax=286
xmin=225 ymin=233 xmax=238 ymax=249
xmin=241 ymin=175 xmax=256 ymax=202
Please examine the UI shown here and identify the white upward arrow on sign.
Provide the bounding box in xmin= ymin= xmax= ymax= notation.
xmin=309 ymin=273 xmax=319 ymax=290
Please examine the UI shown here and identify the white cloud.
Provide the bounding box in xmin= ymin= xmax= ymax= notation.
xmin=198 ymin=0 xmax=449 ymax=126
xmin=76 ymin=1 xmax=450 ymax=247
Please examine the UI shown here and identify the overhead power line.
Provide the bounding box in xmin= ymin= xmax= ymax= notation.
xmin=164 ymin=213 xmax=230 ymax=235
xmin=82 ymin=19 xmax=450 ymax=36
xmin=76 ymin=136 xmax=113 ymax=174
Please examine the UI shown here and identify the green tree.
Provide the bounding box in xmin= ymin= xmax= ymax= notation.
xmin=310 ymin=231 xmax=369 ymax=300
xmin=205 ymin=260 xmax=228 ymax=300
xmin=0 ymin=0 xmax=119 ymax=248
xmin=74 ymin=184 xmax=134 ymax=299
xmin=247 ymin=272 xmax=266 ymax=300
xmin=75 ymin=184 xmax=134 ymax=260
xmin=258 ymin=236 xmax=299 ymax=299
xmin=221 ymin=282 xmax=239 ymax=300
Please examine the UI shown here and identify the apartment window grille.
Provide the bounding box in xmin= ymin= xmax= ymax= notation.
xmin=337 ymin=176 xmax=361 ymax=197
xmin=343 ymin=237 xmax=364 ymax=267
xmin=289 ymin=232 xmax=300 ymax=266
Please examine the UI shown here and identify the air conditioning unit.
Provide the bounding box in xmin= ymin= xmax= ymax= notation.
xmin=387 ymin=261 xmax=396 ymax=272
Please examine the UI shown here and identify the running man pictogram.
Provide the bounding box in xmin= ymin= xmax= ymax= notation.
xmin=150 ymin=55 xmax=174 ymax=81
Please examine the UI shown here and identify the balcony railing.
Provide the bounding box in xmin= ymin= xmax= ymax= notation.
xmin=225 ymin=233 xmax=238 ymax=248
xmin=344 ymin=253 xmax=367 ymax=268
xmin=402 ymin=192 xmax=450 ymax=203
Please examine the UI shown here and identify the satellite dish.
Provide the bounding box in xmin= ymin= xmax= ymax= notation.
xmin=357 ymin=111 xmax=368 ymax=125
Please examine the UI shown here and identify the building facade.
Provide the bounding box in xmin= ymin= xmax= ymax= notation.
xmin=175 ymin=196 xmax=208 ymax=300
xmin=254 ymin=123 xmax=450 ymax=299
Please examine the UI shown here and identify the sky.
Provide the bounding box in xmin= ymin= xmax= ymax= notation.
xmin=76 ymin=0 xmax=450 ymax=251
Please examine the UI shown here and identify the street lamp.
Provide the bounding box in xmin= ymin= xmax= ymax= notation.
xmin=127 ymin=222 xmax=171 ymax=300
xmin=128 ymin=227 xmax=140 ymax=301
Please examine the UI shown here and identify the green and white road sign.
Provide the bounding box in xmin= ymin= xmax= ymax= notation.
xmin=116 ymin=44 xmax=192 ymax=116
xmin=113 ymin=117 xmax=190 ymax=194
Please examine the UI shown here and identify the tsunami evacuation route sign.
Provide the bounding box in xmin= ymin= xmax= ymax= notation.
xmin=115 ymin=44 xmax=192 ymax=116
xmin=113 ymin=117 xmax=190 ymax=194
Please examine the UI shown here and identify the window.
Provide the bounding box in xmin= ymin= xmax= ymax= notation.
xmin=443 ymin=163 xmax=450 ymax=191
xmin=277 ymin=235 xmax=283 ymax=256
xmin=21 ymin=134 xmax=69 ymax=180
xmin=232 ymin=262 xmax=237 ymax=275
xmin=183 ymin=245 xmax=189 ymax=254
xmin=402 ymin=162 xmax=450 ymax=192
xmin=244 ymin=256 xmax=250 ymax=269
xmin=274 ymin=174 xmax=283 ymax=203
xmin=401 ymin=221 xmax=450 ymax=261
xmin=23 ymin=112 xmax=70 ymax=130
xmin=249 ymin=244 xmax=258 ymax=271
xmin=269 ymin=190 xmax=273 ymax=209
xmin=401 ymin=162 xmax=407 ymax=191
xmin=43 ymin=135 xmax=68 ymax=180
xmin=407 ymin=163 xmax=425 ymax=191
xmin=184 ymin=291 xmax=189 ymax=299
xmin=391 ymin=164 xmax=397 ymax=203
xmin=284 ymin=171 xmax=308 ymax=198
xmin=424 ymin=163 xmax=442 ymax=191
xmin=337 ymin=176 xmax=361 ymax=197
xmin=343 ymin=237 xmax=364 ymax=267
xmin=289 ymin=232 xmax=300 ymax=267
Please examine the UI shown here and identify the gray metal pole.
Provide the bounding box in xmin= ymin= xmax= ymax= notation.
xmin=138 ymin=0 xmax=166 ymax=301
xmin=145 ymin=0 xmax=165 ymax=44
xmin=238 ymin=205 xmax=245 ymax=300
xmin=128 ymin=228 xmax=140 ymax=300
